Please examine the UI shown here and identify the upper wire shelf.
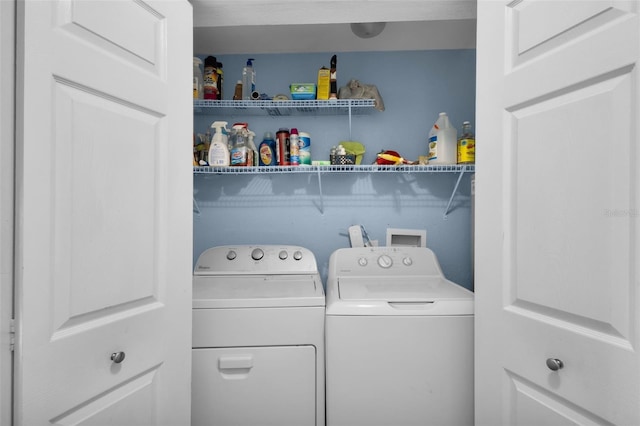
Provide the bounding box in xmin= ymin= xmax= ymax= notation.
xmin=193 ymin=99 xmax=378 ymax=116
xmin=193 ymin=164 xmax=475 ymax=174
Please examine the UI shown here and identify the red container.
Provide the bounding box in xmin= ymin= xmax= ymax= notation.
xmin=276 ymin=128 xmax=290 ymax=166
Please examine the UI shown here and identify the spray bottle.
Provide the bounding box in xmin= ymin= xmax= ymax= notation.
xmin=247 ymin=130 xmax=258 ymax=167
xmin=208 ymin=121 xmax=229 ymax=166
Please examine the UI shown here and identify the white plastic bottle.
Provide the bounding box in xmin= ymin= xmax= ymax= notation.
xmin=241 ymin=58 xmax=255 ymax=100
xmin=427 ymin=112 xmax=457 ymax=165
xmin=208 ymin=121 xmax=230 ymax=166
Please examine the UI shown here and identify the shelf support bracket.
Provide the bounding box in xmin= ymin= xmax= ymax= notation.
xmin=443 ymin=168 xmax=466 ymax=219
xmin=317 ymin=168 xmax=324 ymax=214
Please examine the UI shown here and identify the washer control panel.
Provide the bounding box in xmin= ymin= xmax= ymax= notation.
xmin=332 ymin=247 xmax=443 ymax=277
xmin=195 ymin=245 xmax=317 ymax=275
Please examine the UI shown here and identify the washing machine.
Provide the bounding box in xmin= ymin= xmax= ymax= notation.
xmin=192 ymin=245 xmax=325 ymax=426
xmin=325 ymin=246 xmax=474 ymax=426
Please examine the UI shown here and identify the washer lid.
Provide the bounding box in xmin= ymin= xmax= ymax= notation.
xmin=193 ymin=274 xmax=325 ymax=309
xmin=329 ymin=276 xmax=473 ymax=316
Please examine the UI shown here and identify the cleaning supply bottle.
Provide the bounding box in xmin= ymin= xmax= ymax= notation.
xmin=247 ymin=130 xmax=258 ymax=166
xmin=229 ymin=123 xmax=249 ymax=166
xmin=289 ymin=128 xmax=300 ymax=166
xmin=427 ymin=112 xmax=457 ymax=164
xmin=457 ymin=121 xmax=475 ymax=164
xmin=259 ymin=132 xmax=277 ymax=166
xmin=241 ymin=58 xmax=255 ymax=100
xmin=208 ymin=121 xmax=229 ymax=166
xmin=193 ymin=57 xmax=204 ymax=99
xmin=203 ymin=56 xmax=219 ymax=100
xmin=216 ymin=61 xmax=224 ymax=100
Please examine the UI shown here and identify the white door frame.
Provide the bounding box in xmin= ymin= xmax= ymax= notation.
xmin=0 ymin=0 xmax=15 ymax=425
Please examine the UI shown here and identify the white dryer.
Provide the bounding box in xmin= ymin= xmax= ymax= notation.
xmin=325 ymin=247 xmax=474 ymax=426
xmin=192 ymin=245 xmax=325 ymax=426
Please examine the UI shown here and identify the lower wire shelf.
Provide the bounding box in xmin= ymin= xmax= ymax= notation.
xmin=193 ymin=164 xmax=475 ymax=216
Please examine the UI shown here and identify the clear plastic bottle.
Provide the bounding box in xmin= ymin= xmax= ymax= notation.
xmin=427 ymin=112 xmax=457 ymax=165
xmin=241 ymin=58 xmax=255 ymax=100
xmin=193 ymin=57 xmax=204 ymax=99
xmin=229 ymin=123 xmax=249 ymax=166
xmin=247 ymin=130 xmax=258 ymax=167
xmin=457 ymin=121 xmax=475 ymax=164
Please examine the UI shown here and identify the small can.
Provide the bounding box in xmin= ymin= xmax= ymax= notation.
xmin=298 ymin=131 xmax=311 ymax=165
xmin=276 ymin=128 xmax=290 ymax=166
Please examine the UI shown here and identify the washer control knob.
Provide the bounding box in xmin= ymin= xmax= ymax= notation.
xmin=279 ymin=250 xmax=288 ymax=260
xmin=226 ymin=250 xmax=237 ymax=261
xmin=293 ymin=250 xmax=303 ymax=261
xmin=251 ymin=248 xmax=264 ymax=261
xmin=377 ymin=254 xmax=393 ymax=268
xmin=358 ymin=257 xmax=368 ymax=267
xmin=403 ymin=257 xmax=413 ymax=266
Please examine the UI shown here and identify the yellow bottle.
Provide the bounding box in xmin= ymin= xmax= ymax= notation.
xmin=457 ymin=121 xmax=475 ymax=164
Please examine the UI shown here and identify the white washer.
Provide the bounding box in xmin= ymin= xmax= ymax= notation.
xmin=192 ymin=245 xmax=325 ymax=426
xmin=325 ymin=247 xmax=474 ymax=426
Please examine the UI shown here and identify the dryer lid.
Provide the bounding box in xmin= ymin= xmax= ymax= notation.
xmin=329 ymin=276 xmax=473 ymax=316
xmin=193 ymin=274 xmax=325 ymax=308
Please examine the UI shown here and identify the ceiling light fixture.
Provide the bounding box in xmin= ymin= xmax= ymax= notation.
xmin=350 ymin=22 xmax=386 ymax=39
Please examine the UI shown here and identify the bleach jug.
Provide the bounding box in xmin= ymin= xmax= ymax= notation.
xmin=428 ymin=112 xmax=457 ymax=165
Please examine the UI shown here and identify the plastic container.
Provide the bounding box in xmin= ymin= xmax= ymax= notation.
xmin=229 ymin=123 xmax=249 ymax=166
xmin=457 ymin=121 xmax=475 ymax=164
xmin=298 ymin=132 xmax=311 ymax=165
xmin=203 ymin=56 xmax=219 ymax=100
xmin=290 ymin=128 xmax=300 ymax=166
xmin=290 ymin=83 xmax=316 ymax=100
xmin=233 ymin=80 xmax=242 ymax=100
xmin=193 ymin=57 xmax=204 ymax=100
xmin=428 ymin=112 xmax=457 ymax=165
xmin=276 ymin=128 xmax=290 ymax=165
xmin=242 ymin=58 xmax=255 ymax=100
xmin=259 ymin=132 xmax=277 ymax=166
xmin=208 ymin=121 xmax=229 ymax=166
xmin=247 ymin=130 xmax=258 ymax=166
xmin=216 ymin=61 xmax=224 ymax=100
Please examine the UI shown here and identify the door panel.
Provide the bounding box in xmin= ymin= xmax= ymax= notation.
xmin=476 ymin=1 xmax=640 ymax=424
xmin=14 ymin=0 xmax=193 ymax=424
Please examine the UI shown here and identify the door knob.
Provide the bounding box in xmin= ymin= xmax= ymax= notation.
xmin=546 ymin=358 xmax=564 ymax=371
xmin=111 ymin=351 xmax=126 ymax=364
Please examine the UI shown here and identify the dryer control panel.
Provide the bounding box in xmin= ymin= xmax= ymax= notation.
xmin=194 ymin=245 xmax=318 ymax=275
xmin=329 ymin=247 xmax=444 ymax=277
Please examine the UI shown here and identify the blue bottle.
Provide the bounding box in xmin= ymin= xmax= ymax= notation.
xmin=258 ymin=132 xmax=277 ymax=166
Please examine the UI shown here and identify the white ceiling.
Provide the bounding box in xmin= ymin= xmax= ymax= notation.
xmin=190 ymin=0 xmax=477 ymax=54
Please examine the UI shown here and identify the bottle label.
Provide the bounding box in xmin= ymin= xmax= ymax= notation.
xmin=259 ymin=144 xmax=274 ymax=166
xmin=230 ymin=147 xmax=247 ymax=166
xmin=428 ymin=135 xmax=438 ymax=162
xmin=457 ymin=137 xmax=475 ymax=164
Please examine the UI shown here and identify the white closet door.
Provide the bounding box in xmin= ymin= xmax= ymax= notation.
xmin=14 ymin=1 xmax=193 ymax=424
xmin=476 ymin=1 xmax=640 ymax=425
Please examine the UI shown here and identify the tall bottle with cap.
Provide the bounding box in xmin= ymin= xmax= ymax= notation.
xmin=242 ymin=58 xmax=255 ymax=100
xmin=457 ymin=121 xmax=475 ymax=164
xmin=290 ymin=128 xmax=300 ymax=166
xmin=247 ymin=130 xmax=258 ymax=167
xmin=427 ymin=112 xmax=457 ymax=164
xmin=208 ymin=121 xmax=229 ymax=166
xmin=203 ymin=56 xmax=219 ymax=100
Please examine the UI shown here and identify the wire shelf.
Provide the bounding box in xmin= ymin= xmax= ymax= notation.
xmin=193 ymin=99 xmax=378 ymax=116
xmin=193 ymin=164 xmax=475 ymax=175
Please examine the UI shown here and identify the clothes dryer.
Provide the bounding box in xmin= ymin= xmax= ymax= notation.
xmin=192 ymin=245 xmax=325 ymax=426
xmin=325 ymin=247 xmax=474 ymax=426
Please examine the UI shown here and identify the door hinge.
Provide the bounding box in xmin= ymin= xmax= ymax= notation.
xmin=9 ymin=319 xmax=15 ymax=352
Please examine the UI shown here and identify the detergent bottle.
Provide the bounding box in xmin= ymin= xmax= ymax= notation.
xmin=208 ymin=121 xmax=229 ymax=166
xmin=427 ymin=112 xmax=457 ymax=165
xmin=259 ymin=132 xmax=277 ymax=166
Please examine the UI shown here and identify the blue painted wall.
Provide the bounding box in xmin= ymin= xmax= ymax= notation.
xmin=193 ymin=50 xmax=476 ymax=290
